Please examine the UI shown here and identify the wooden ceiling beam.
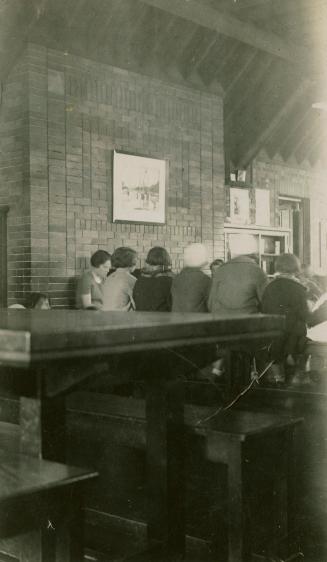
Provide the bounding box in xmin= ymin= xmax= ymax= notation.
xmin=223 ymin=48 xmax=257 ymax=97
xmin=294 ymin=113 xmax=321 ymax=163
xmin=159 ymin=18 xmax=199 ymax=70
xmin=237 ymin=79 xmax=312 ymax=168
xmin=198 ymin=36 xmax=235 ymax=85
xmin=224 ymin=52 xmax=272 ymax=123
xmin=279 ymin=104 xmax=314 ymax=160
xmin=139 ymin=0 xmax=307 ymax=65
xmin=307 ymin=128 xmax=327 ymax=165
xmin=0 ymin=0 xmax=49 ymax=81
xmin=183 ymin=32 xmax=218 ymax=77
xmin=214 ymin=0 xmax=273 ymax=10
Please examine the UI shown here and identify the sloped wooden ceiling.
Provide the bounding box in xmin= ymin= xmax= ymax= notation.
xmin=0 ymin=0 xmax=326 ymax=167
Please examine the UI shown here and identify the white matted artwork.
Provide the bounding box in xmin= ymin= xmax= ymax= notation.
xmin=255 ymin=189 xmax=270 ymax=226
xmin=113 ymin=151 xmax=166 ymax=224
xmin=230 ymin=187 xmax=250 ymax=224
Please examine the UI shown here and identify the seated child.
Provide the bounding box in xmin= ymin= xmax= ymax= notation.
xmin=171 ymin=243 xmax=210 ymax=312
xmin=76 ymin=249 xmax=111 ymax=309
xmin=210 ymin=258 xmax=224 ymax=276
xmin=262 ymin=253 xmax=310 ymax=384
xmin=299 ymin=263 xmax=323 ymax=305
xmin=28 ymin=292 xmax=51 ymax=309
xmin=133 ymin=246 xmax=174 ymax=312
xmin=102 ymin=247 xmax=137 ymax=311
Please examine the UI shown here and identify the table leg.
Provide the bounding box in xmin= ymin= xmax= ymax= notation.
xmin=227 ymin=441 xmax=248 ymax=562
xmin=286 ymin=427 xmax=299 ymax=555
xmin=20 ymin=393 xmax=66 ymax=462
xmin=145 ymin=355 xmax=185 ymax=559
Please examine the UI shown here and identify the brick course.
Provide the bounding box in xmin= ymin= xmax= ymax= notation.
xmin=1 ymin=43 xmax=225 ymax=307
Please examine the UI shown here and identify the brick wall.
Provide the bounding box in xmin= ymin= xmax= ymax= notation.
xmin=10 ymin=43 xmax=224 ymax=307
xmin=0 ymin=54 xmax=30 ymax=305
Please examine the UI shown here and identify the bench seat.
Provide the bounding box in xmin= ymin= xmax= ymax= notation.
xmin=0 ymin=447 xmax=97 ymax=561
xmin=67 ymin=392 xmax=302 ymax=562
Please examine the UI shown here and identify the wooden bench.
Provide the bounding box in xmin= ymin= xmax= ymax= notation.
xmin=0 ymin=443 xmax=97 ymax=562
xmin=67 ymin=392 xmax=302 ymax=562
xmin=0 ymin=310 xmax=285 ymax=560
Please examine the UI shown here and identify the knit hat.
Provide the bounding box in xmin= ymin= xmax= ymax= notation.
xmin=184 ymin=243 xmax=208 ymax=268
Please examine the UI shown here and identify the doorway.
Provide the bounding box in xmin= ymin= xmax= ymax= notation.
xmin=278 ymin=196 xmax=310 ymax=265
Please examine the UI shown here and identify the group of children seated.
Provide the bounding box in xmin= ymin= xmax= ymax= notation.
xmin=76 ymin=242 xmax=327 ymax=386
xmin=8 ymin=242 xmax=326 ymax=387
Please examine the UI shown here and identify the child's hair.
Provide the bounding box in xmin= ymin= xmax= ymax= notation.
xmin=275 ymin=253 xmax=301 ymax=275
xmin=90 ymin=249 xmax=111 ymax=268
xmin=146 ymin=247 xmax=172 ymax=270
xmin=28 ymin=292 xmax=50 ymax=309
xmin=111 ymin=247 xmax=137 ymax=269
xmin=210 ymin=258 xmax=224 ymax=272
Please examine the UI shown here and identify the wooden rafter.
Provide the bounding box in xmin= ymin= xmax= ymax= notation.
xmin=215 ymin=0 xmax=273 ymax=9
xmin=139 ymin=0 xmax=308 ymax=65
xmin=238 ymin=79 xmax=312 ymax=167
xmin=224 ymin=52 xmax=272 ymax=124
xmin=160 ymin=17 xmax=199 ymax=69
xmin=183 ymin=31 xmax=218 ymax=77
xmin=279 ymin=104 xmax=314 ymax=161
xmin=294 ymin=113 xmax=321 ymax=163
xmin=223 ymin=47 xmax=257 ymax=97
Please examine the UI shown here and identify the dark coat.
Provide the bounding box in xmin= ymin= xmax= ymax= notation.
xmin=262 ymin=275 xmax=309 ymax=359
xmin=171 ymin=268 xmax=211 ymax=313
xmin=208 ymin=256 xmax=268 ymax=315
xmin=133 ymin=270 xmax=173 ymax=312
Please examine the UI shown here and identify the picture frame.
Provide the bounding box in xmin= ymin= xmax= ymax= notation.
xmin=113 ymin=150 xmax=166 ymax=224
xmin=230 ymin=187 xmax=250 ymax=224
xmin=255 ymin=188 xmax=270 ymax=226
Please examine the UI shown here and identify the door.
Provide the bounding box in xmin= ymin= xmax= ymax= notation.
xmin=279 ymin=197 xmax=309 ymax=264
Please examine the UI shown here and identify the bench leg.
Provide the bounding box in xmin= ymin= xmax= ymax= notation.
xmin=227 ymin=442 xmax=249 ymax=562
xmin=20 ymin=395 xmax=66 ymax=462
xmin=286 ymin=427 xmax=299 ymax=555
xmin=41 ymin=490 xmax=84 ymax=562
xmin=146 ymin=358 xmax=185 ymax=559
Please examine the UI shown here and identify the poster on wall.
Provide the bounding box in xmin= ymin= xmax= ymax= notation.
xmin=255 ymin=188 xmax=270 ymax=226
xmin=230 ymin=187 xmax=250 ymax=224
xmin=113 ymin=151 xmax=166 ymax=224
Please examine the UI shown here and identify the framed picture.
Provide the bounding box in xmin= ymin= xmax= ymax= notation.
xmin=255 ymin=189 xmax=270 ymax=226
xmin=113 ymin=150 xmax=166 ymax=224
xmin=230 ymin=187 xmax=250 ymax=224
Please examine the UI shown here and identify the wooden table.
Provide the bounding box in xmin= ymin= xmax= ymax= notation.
xmin=0 ymin=309 xmax=284 ymax=558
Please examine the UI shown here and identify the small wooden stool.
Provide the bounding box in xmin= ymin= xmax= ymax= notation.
xmin=192 ymin=409 xmax=302 ymax=562
xmin=0 ymin=448 xmax=98 ymax=562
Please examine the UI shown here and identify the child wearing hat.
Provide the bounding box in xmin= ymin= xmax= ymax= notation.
xmin=171 ymin=243 xmax=210 ymax=312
